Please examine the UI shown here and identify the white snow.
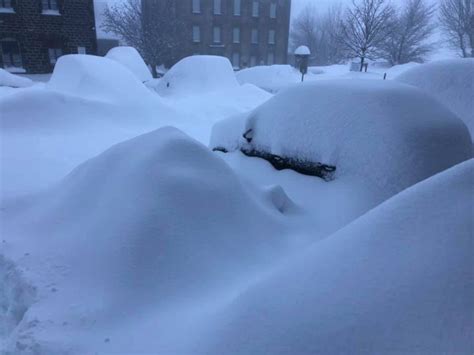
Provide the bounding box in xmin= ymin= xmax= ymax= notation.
xmin=154 ymin=55 xmax=239 ymax=97
xmin=105 ymin=46 xmax=153 ymax=83
xmin=236 ymin=65 xmax=307 ymax=93
xmin=47 ymin=54 xmax=154 ymax=103
xmin=198 ymin=159 xmax=474 ymax=354
xmin=294 ymin=45 xmax=311 ymax=55
xmin=212 ymin=80 xmax=472 ymax=200
xmin=0 ymin=69 xmax=33 ymax=88
xmin=396 ymin=59 xmax=474 ymax=141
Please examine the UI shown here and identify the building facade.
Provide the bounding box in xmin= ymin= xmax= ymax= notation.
xmin=144 ymin=0 xmax=291 ymax=69
xmin=0 ymin=0 xmax=97 ymax=74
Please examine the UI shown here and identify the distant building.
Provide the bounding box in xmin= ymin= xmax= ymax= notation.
xmin=0 ymin=0 xmax=97 ymax=74
xmin=142 ymin=0 xmax=291 ymax=69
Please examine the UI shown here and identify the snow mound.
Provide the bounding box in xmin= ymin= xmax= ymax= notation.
xmin=212 ymin=80 xmax=471 ymax=199
xmin=155 ymin=55 xmax=239 ymax=96
xmin=294 ymin=45 xmax=311 ymax=55
xmin=47 ymin=54 xmax=153 ymax=102
xmin=105 ymin=46 xmax=152 ymax=83
xmin=396 ymin=59 xmax=474 ymax=139
xmin=0 ymin=68 xmax=33 ymax=88
xmin=236 ymin=65 xmax=302 ymax=93
xmin=202 ymin=159 xmax=474 ymax=354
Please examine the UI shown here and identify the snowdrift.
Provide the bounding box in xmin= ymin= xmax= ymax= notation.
xmin=155 ymin=55 xmax=239 ymax=96
xmin=396 ymin=59 xmax=474 ymax=140
xmin=211 ymin=80 xmax=471 ymax=199
xmin=47 ymin=54 xmax=153 ymax=102
xmin=105 ymin=46 xmax=152 ymax=83
xmin=1 ymin=127 xmax=298 ymax=353
xmin=0 ymin=68 xmax=33 ymax=88
xmin=200 ymin=159 xmax=474 ymax=354
xmin=236 ymin=65 xmax=305 ymax=93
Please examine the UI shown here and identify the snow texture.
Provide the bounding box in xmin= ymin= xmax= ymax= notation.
xmin=396 ymin=58 xmax=474 ymax=141
xmin=154 ymin=55 xmax=239 ymax=97
xmin=105 ymin=46 xmax=153 ymax=83
xmin=0 ymin=69 xmax=33 ymax=88
xmin=199 ymin=159 xmax=474 ymax=355
xmin=211 ymin=80 xmax=471 ymax=200
xmin=236 ymin=65 xmax=306 ymax=93
xmin=294 ymin=45 xmax=311 ymax=55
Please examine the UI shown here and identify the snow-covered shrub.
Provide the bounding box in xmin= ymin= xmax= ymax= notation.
xmin=396 ymin=59 xmax=474 ymax=140
xmin=154 ymin=55 xmax=239 ymax=96
xmin=47 ymin=54 xmax=153 ymax=102
xmin=105 ymin=46 xmax=153 ymax=83
xmin=200 ymin=159 xmax=474 ymax=355
xmin=211 ymin=80 xmax=471 ymax=199
xmin=0 ymin=68 xmax=33 ymax=88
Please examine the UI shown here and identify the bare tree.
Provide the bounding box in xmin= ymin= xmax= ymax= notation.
xmin=439 ymin=0 xmax=474 ymax=57
xmin=102 ymin=0 xmax=189 ymax=77
xmin=338 ymin=0 xmax=395 ymax=71
xmin=290 ymin=4 xmax=346 ymax=65
xmin=381 ymin=0 xmax=436 ymax=65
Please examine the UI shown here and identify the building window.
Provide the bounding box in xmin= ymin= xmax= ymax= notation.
xmin=250 ymin=55 xmax=257 ymax=67
xmin=48 ymin=47 xmax=62 ymax=65
xmin=77 ymin=46 xmax=86 ymax=54
xmin=232 ymin=52 xmax=240 ymax=68
xmin=1 ymin=39 xmax=22 ymax=69
xmin=192 ymin=25 xmax=201 ymax=43
xmin=213 ymin=26 xmax=221 ymax=43
xmin=252 ymin=0 xmax=259 ymax=17
xmin=251 ymin=29 xmax=258 ymax=44
xmin=233 ymin=0 xmax=240 ymax=16
xmin=0 ymin=0 xmax=14 ymax=11
xmin=192 ymin=0 xmax=200 ymax=14
xmin=42 ymin=0 xmax=58 ymax=11
xmin=268 ymin=30 xmax=275 ymax=44
xmin=233 ymin=27 xmax=240 ymax=43
xmin=213 ymin=0 xmax=221 ymax=15
xmin=270 ymin=2 xmax=277 ymax=18
xmin=267 ymin=52 xmax=274 ymax=65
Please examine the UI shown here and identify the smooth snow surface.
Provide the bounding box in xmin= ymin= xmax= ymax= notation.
xmin=0 ymin=69 xmax=33 ymax=88
xmin=294 ymin=45 xmax=311 ymax=55
xmin=105 ymin=46 xmax=153 ymax=83
xmin=236 ymin=65 xmax=306 ymax=93
xmin=154 ymin=55 xmax=239 ymax=96
xmin=212 ymin=80 xmax=472 ymax=200
xmin=396 ymin=59 xmax=474 ymax=140
xmin=48 ymin=54 xmax=153 ymax=102
xmin=199 ymin=159 xmax=474 ymax=355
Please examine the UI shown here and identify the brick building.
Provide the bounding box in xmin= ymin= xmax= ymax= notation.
xmin=143 ymin=0 xmax=291 ymax=69
xmin=0 ymin=0 xmax=97 ymax=74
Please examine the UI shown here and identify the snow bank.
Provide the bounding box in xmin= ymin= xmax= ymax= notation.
xmin=1 ymin=127 xmax=298 ymax=353
xmin=0 ymin=68 xmax=33 ymax=88
xmin=396 ymin=59 xmax=474 ymax=139
xmin=47 ymin=54 xmax=153 ymax=102
xmin=201 ymin=159 xmax=474 ymax=354
xmin=155 ymin=55 xmax=239 ymax=96
xmin=105 ymin=46 xmax=152 ymax=82
xmin=236 ymin=65 xmax=303 ymax=93
xmin=211 ymin=80 xmax=471 ymax=199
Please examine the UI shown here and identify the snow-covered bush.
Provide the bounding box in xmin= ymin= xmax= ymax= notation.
xmin=47 ymin=54 xmax=153 ymax=102
xmin=396 ymin=59 xmax=474 ymax=141
xmin=200 ymin=159 xmax=474 ymax=355
xmin=105 ymin=46 xmax=153 ymax=83
xmin=154 ymin=55 xmax=239 ymax=96
xmin=211 ymin=80 xmax=471 ymax=199
xmin=0 ymin=68 xmax=33 ymax=88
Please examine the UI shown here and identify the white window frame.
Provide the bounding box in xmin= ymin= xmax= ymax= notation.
xmin=48 ymin=47 xmax=62 ymax=65
xmin=251 ymin=29 xmax=258 ymax=44
xmin=233 ymin=27 xmax=240 ymax=43
xmin=192 ymin=25 xmax=201 ymax=43
xmin=213 ymin=26 xmax=221 ymax=44
xmin=268 ymin=30 xmax=275 ymax=44
xmin=267 ymin=52 xmax=274 ymax=65
xmin=232 ymin=52 xmax=240 ymax=68
xmin=270 ymin=2 xmax=277 ymax=18
xmin=0 ymin=0 xmax=14 ymax=12
xmin=233 ymin=0 xmax=241 ymax=16
xmin=192 ymin=0 xmax=200 ymax=14
xmin=252 ymin=0 xmax=259 ymax=17
xmin=213 ymin=0 xmax=221 ymax=15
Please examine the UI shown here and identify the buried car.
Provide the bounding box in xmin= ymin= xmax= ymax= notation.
xmin=210 ymin=80 xmax=471 ymax=199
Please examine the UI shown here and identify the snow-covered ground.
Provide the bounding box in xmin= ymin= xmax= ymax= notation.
xmin=1 ymin=51 xmax=473 ymax=354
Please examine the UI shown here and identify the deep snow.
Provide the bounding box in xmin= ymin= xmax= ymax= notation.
xmin=105 ymin=46 xmax=153 ymax=83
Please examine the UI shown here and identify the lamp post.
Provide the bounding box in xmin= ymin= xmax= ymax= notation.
xmin=294 ymin=45 xmax=311 ymax=82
